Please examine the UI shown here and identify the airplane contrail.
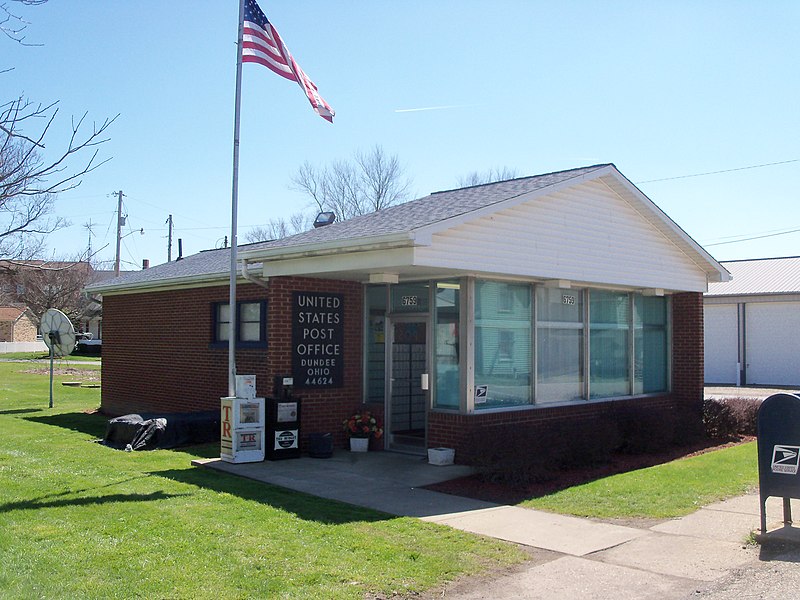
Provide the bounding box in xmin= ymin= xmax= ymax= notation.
xmin=394 ymin=104 xmax=475 ymax=113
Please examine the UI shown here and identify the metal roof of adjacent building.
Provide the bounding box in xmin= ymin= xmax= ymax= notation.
xmin=706 ymin=256 xmax=800 ymax=297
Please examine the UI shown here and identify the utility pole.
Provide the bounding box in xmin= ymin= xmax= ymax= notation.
xmin=114 ymin=190 xmax=125 ymax=277
xmin=84 ymin=219 xmax=94 ymax=265
xmin=166 ymin=214 xmax=174 ymax=262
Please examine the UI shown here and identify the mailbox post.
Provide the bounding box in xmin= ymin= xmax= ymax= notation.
xmin=757 ymin=393 xmax=800 ymax=533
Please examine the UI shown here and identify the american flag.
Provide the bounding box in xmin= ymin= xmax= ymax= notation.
xmin=243 ymin=0 xmax=335 ymax=123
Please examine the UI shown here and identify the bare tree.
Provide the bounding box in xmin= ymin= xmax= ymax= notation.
xmin=1 ymin=96 xmax=116 ymax=260
xmin=0 ymin=258 xmax=95 ymax=326
xmin=457 ymin=167 xmax=519 ymax=188
xmin=2 ymin=1 xmax=117 ymax=261
xmin=1 ymin=0 xmax=47 ymax=46
xmin=291 ymin=145 xmax=412 ymax=221
xmin=244 ymin=212 xmax=310 ymax=243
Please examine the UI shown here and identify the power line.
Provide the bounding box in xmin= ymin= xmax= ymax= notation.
xmin=705 ymin=226 xmax=800 ymax=247
xmin=636 ymin=159 xmax=799 ymax=184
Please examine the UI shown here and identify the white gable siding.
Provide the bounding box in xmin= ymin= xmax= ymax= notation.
xmin=413 ymin=180 xmax=708 ymax=292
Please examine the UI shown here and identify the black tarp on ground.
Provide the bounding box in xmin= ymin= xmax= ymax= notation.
xmin=103 ymin=411 xmax=219 ymax=451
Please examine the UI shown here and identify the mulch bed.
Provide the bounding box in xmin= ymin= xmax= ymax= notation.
xmin=22 ymin=367 xmax=102 ymax=382
xmin=424 ymin=436 xmax=754 ymax=505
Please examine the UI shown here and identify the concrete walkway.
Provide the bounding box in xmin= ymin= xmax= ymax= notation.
xmin=193 ymin=452 xmax=800 ymax=599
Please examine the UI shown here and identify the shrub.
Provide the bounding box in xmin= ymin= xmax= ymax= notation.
xmin=726 ymin=397 xmax=760 ymax=436
xmin=555 ymin=416 xmax=620 ymax=469
xmin=471 ymin=416 xmax=620 ymax=486
xmin=703 ymin=397 xmax=760 ymax=440
xmin=471 ymin=425 xmax=555 ymax=486
xmin=671 ymin=409 xmax=707 ymax=447
xmin=616 ymin=405 xmax=678 ymax=455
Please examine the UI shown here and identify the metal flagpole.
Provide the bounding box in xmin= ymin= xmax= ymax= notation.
xmin=228 ymin=0 xmax=246 ymax=398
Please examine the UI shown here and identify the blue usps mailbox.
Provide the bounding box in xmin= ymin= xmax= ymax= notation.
xmin=757 ymin=393 xmax=800 ymax=533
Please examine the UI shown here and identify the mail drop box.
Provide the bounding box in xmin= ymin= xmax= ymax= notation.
xmin=757 ymin=393 xmax=800 ymax=532
xmin=220 ymin=396 xmax=266 ymax=463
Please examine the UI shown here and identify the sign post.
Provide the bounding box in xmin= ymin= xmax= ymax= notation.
xmin=757 ymin=393 xmax=800 ymax=533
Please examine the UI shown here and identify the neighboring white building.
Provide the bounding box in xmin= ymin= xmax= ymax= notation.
xmin=705 ymin=256 xmax=800 ymax=386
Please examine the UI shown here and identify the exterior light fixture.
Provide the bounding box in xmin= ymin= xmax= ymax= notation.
xmin=313 ymin=212 xmax=336 ymax=228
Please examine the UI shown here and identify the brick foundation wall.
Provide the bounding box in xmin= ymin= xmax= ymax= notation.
xmin=428 ymin=292 xmax=705 ymax=463
xmin=103 ymin=282 xmax=704 ymax=463
xmin=101 ymin=276 xmax=363 ymax=449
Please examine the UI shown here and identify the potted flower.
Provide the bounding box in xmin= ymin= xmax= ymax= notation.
xmin=343 ymin=410 xmax=383 ymax=452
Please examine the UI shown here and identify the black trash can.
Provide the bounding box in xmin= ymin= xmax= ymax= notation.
xmin=308 ymin=432 xmax=333 ymax=458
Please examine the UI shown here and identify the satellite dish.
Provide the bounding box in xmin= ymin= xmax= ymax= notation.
xmin=39 ymin=308 xmax=76 ymax=408
xmin=40 ymin=308 xmax=76 ymax=357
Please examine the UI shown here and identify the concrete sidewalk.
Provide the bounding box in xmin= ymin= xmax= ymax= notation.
xmin=430 ymin=495 xmax=799 ymax=599
xmin=194 ymin=452 xmax=800 ymax=599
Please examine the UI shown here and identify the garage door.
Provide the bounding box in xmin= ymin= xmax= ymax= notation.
xmin=746 ymin=302 xmax=800 ymax=386
xmin=704 ymin=304 xmax=738 ymax=384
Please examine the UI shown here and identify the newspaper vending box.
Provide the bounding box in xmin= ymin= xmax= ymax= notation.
xmin=266 ymin=376 xmax=301 ymax=460
xmin=220 ymin=396 xmax=265 ymax=463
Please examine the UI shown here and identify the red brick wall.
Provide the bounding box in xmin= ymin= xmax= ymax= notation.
xmin=104 ymin=282 xmax=704 ymax=462
xmin=428 ymin=292 xmax=705 ymax=463
xmin=670 ymin=292 xmax=704 ymax=415
xmin=101 ymin=276 xmax=363 ymax=448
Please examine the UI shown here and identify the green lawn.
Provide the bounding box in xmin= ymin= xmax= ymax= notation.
xmin=522 ymin=442 xmax=758 ymax=519
xmin=0 ymin=362 xmax=523 ymax=599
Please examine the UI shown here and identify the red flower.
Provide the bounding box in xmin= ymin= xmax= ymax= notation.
xmin=343 ymin=410 xmax=383 ymax=439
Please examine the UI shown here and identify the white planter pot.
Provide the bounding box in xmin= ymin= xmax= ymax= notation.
xmin=428 ymin=447 xmax=455 ymax=466
xmin=349 ymin=437 xmax=369 ymax=452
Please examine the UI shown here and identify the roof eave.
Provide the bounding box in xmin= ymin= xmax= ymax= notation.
xmin=238 ymin=231 xmax=418 ymax=262
xmin=85 ymin=272 xmax=229 ymax=295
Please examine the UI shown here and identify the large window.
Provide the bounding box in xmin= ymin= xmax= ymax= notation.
xmin=634 ymin=295 xmax=668 ymax=394
xmin=589 ymin=290 xmax=631 ymax=398
xmin=434 ymin=281 xmax=461 ymax=409
xmin=362 ymin=279 xmax=670 ymax=415
xmin=212 ymin=301 xmax=267 ymax=347
xmin=536 ymin=287 xmax=584 ymax=403
xmin=365 ymin=285 xmax=387 ymax=404
xmin=474 ymin=281 xmax=532 ymax=409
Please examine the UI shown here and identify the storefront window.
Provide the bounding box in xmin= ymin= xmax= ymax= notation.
xmin=365 ymin=285 xmax=387 ymax=403
xmin=434 ymin=281 xmax=460 ymax=409
xmin=474 ymin=281 xmax=532 ymax=409
xmin=590 ymin=291 xmax=631 ymax=398
xmin=634 ymin=295 xmax=668 ymax=394
xmin=536 ymin=287 xmax=584 ymax=403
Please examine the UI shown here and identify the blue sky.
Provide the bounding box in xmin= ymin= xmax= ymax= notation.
xmin=5 ymin=1 xmax=799 ymax=269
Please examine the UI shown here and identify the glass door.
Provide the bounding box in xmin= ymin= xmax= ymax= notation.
xmin=388 ymin=319 xmax=428 ymax=453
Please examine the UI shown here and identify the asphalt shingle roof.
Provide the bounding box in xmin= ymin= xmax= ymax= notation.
xmin=86 ymin=164 xmax=611 ymax=292
xmin=0 ymin=306 xmax=26 ymax=322
xmin=707 ymin=257 xmax=800 ymax=296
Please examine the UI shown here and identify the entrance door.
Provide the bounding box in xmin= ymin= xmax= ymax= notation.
xmin=388 ymin=319 xmax=428 ymax=452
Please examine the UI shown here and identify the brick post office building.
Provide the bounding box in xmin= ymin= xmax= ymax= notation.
xmin=88 ymin=164 xmax=729 ymax=463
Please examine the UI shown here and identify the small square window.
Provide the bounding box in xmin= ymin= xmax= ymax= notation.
xmin=212 ymin=300 xmax=267 ymax=347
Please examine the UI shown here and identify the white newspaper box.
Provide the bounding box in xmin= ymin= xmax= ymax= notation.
xmin=220 ymin=396 xmax=265 ymax=463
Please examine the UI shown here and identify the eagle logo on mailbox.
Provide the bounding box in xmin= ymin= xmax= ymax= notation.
xmin=771 ymin=445 xmax=800 ymax=475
